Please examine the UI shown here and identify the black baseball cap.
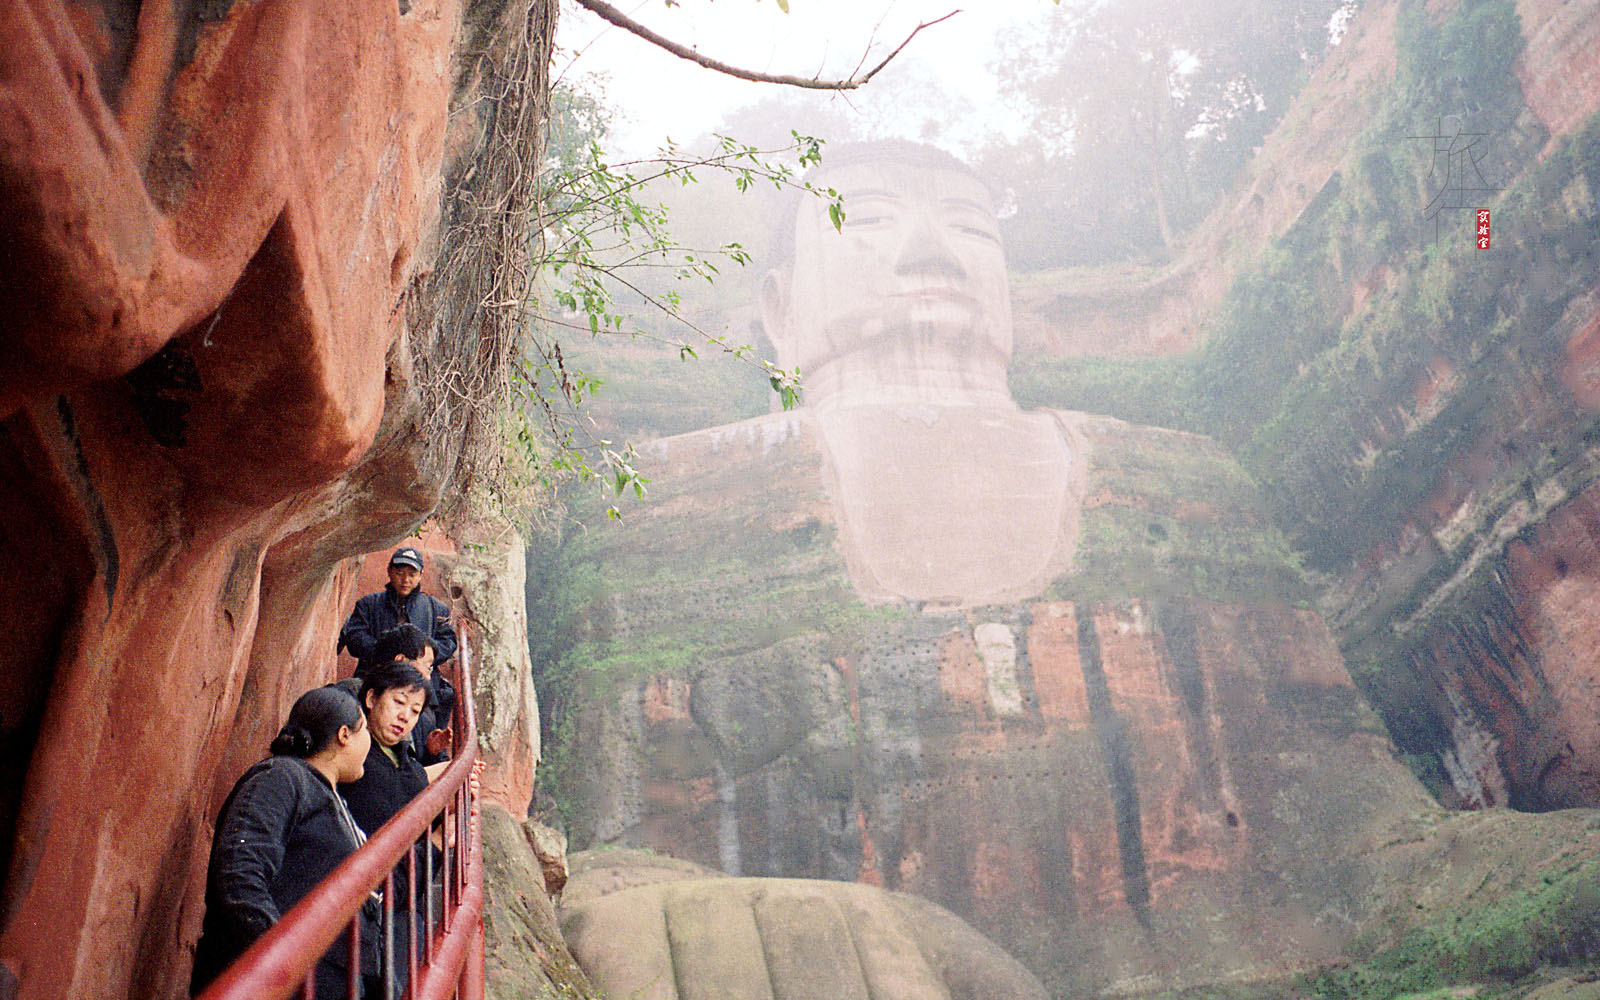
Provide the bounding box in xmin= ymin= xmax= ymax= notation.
xmin=389 ymin=547 xmax=424 ymax=571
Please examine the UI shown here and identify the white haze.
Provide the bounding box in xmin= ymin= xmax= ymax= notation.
xmin=556 ymin=0 xmax=1056 ymax=156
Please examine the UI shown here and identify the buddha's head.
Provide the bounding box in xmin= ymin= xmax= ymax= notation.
xmin=761 ymin=142 xmax=1014 ymax=404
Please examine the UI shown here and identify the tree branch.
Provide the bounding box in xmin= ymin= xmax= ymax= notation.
xmin=571 ymin=0 xmax=959 ymax=91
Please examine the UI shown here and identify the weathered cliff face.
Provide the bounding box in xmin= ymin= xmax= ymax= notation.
xmin=1223 ymin=0 xmax=1600 ymax=813
xmin=1006 ymin=0 xmax=1600 ymax=817
xmin=540 ymin=410 xmax=1437 ymax=995
xmin=0 ymin=1 xmax=555 ymax=997
xmin=1324 ymin=0 xmax=1600 ymax=813
xmin=1369 ymin=473 xmax=1600 ymax=812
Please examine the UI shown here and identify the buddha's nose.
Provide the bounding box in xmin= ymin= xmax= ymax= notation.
xmin=894 ymin=214 xmax=965 ymax=278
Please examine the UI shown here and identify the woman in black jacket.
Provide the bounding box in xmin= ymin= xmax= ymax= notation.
xmin=339 ymin=661 xmax=439 ymax=995
xmin=192 ymin=686 xmax=376 ymax=998
xmin=341 ymin=660 xmax=436 ymax=836
xmin=353 ymin=624 xmax=454 ymax=765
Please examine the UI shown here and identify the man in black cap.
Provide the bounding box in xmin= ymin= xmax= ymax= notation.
xmin=337 ymin=546 xmax=458 ymax=667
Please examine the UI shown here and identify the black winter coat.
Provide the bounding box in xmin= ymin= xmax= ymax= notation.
xmin=340 ymin=740 xmax=429 ymax=840
xmin=337 ymin=586 xmax=458 ymax=664
xmin=192 ymin=756 xmax=380 ymax=997
xmin=340 ymin=739 xmax=435 ymax=979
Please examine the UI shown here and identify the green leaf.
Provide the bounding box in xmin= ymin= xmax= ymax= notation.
xmin=515 ymin=100 xmax=832 ymax=509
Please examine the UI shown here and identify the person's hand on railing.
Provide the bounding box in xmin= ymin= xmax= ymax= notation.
xmin=426 ymin=727 xmax=453 ymax=760
xmin=469 ymin=759 xmax=485 ymax=828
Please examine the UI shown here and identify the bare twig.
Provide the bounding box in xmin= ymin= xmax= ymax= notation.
xmin=571 ymin=0 xmax=960 ymax=90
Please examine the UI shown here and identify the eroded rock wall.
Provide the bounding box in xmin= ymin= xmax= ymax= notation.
xmin=1376 ymin=475 xmax=1600 ymax=811
xmin=540 ymin=411 xmax=1434 ymax=996
xmin=1240 ymin=0 xmax=1600 ymax=812
xmin=1007 ymin=0 xmax=1600 ymax=814
xmin=0 ymin=1 xmax=556 ymax=997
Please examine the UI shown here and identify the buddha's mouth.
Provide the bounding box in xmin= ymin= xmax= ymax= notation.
xmin=890 ymin=285 xmax=973 ymax=304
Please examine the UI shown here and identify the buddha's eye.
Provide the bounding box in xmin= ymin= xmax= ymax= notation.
xmin=843 ymin=213 xmax=892 ymax=228
xmin=952 ymin=224 xmax=1000 ymax=243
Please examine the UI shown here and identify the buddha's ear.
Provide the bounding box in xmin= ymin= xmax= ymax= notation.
xmin=759 ymin=269 xmax=791 ymax=363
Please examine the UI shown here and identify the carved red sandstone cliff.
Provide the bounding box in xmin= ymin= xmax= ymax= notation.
xmin=1001 ymin=0 xmax=1600 ymax=817
xmin=548 ymin=412 xmax=1435 ymax=996
xmin=1259 ymin=0 xmax=1600 ymax=813
xmin=0 ymin=2 xmax=554 ymax=998
xmin=1390 ymin=0 xmax=1600 ymax=807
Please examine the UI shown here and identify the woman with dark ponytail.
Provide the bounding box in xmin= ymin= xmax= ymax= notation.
xmin=192 ymin=686 xmax=376 ymax=998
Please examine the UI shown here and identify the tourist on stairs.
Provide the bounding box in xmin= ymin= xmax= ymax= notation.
xmin=337 ymin=547 xmax=457 ymax=668
xmin=339 ymin=660 xmax=447 ymax=997
xmin=354 ymin=623 xmax=454 ymax=765
xmin=192 ymin=686 xmax=378 ymax=999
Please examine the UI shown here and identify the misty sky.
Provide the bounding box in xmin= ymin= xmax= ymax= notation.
xmin=557 ymin=0 xmax=1056 ymax=154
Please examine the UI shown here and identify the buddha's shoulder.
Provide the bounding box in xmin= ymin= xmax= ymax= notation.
xmin=611 ymin=412 xmax=834 ymax=526
xmin=1034 ymin=408 xmax=1224 ymax=448
xmin=640 ymin=411 xmax=827 ymax=476
xmin=576 ymin=412 xmax=838 ymax=565
xmin=1039 ymin=408 xmax=1272 ymax=533
xmin=1037 ymin=408 xmax=1240 ymax=471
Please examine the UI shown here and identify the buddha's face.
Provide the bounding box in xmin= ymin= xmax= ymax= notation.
xmin=763 ymin=158 xmax=1013 ymax=381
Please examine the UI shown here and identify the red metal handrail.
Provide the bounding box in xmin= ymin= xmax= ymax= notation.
xmin=198 ymin=629 xmax=485 ymax=1000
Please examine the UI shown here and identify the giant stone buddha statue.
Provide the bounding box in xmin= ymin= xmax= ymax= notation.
xmin=757 ymin=143 xmax=1087 ymax=606
xmin=546 ymin=141 xmax=1437 ymax=997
